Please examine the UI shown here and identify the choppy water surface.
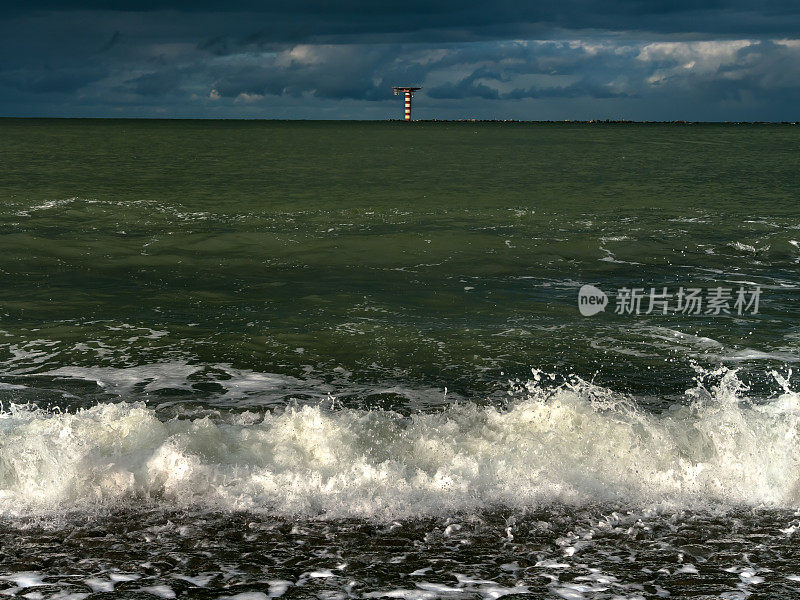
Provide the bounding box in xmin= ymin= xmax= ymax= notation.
xmin=0 ymin=120 xmax=799 ymax=598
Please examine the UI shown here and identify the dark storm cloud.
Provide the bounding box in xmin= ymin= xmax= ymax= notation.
xmin=1 ymin=1 xmax=799 ymax=118
xmin=6 ymin=1 xmax=800 ymax=39
xmin=99 ymin=30 xmax=122 ymax=53
xmin=1 ymin=64 xmax=108 ymax=94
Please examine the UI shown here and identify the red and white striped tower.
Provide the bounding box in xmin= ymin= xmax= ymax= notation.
xmin=393 ymin=86 xmax=422 ymax=121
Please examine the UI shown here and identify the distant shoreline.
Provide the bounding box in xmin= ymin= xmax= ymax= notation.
xmin=395 ymin=119 xmax=800 ymax=125
xmin=0 ymin=117 xmax=797 ymax=125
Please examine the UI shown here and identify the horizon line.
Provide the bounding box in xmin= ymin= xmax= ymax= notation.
xmin=0 ymin=117 xmax=798 ymax=124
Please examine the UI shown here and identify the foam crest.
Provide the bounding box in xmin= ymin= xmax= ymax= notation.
xmin=0 ymin=369 xmax=799 ymax=519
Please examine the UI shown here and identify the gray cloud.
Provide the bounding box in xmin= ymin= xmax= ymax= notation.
xmin=1 ymin=2 xmax=799 ymax=119
xmin=7 ymin=1 xmax=800 ymax=39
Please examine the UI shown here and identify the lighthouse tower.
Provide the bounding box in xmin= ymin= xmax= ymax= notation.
xmin=392 ymin=86 xmax=422 ymax=121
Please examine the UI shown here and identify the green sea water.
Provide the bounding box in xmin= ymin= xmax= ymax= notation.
xmin=0 ymin=120 xmax=798 ymax=403
xmin=1 ymin=120 xmax=800 ymax=599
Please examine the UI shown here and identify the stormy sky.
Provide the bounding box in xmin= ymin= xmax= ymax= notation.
xmin=2 ymin=1 xmax=799 ymax=120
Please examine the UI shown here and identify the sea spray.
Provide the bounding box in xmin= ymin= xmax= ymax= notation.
xmin=0 ymin=367 xmax=798 ymax=519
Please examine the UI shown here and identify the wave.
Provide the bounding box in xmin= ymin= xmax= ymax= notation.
xmin=0 ymin=368 xmax=798 ymax=519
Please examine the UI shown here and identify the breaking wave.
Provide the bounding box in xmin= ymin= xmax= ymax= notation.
xmin=0 ymin=368 xmax=798 ymax=519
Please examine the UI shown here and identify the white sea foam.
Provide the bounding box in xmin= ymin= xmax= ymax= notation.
xmin=728 ymin=241 xmax=757 ymax=253
xmin=211 ymin=364 xmax=309 ymax=401
xmin=45 ymin=362 xmax=203 ymax=396
xmin=42 ymin=361 xmax=311 ymax=401
xmin=0 ymin=369 xmax=798 ymax=519
xmin=14 ymin=197 xmax=79 ymax=217
xmin=141 ymin=585 xmax=177 ymax=598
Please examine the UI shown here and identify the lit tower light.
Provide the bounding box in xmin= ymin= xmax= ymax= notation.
xmin=392 ymin=86 xmax=422 ymax=121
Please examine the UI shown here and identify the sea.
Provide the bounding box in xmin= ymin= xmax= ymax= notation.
xmin=0 ymin=119 xmax=799 ymax=599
